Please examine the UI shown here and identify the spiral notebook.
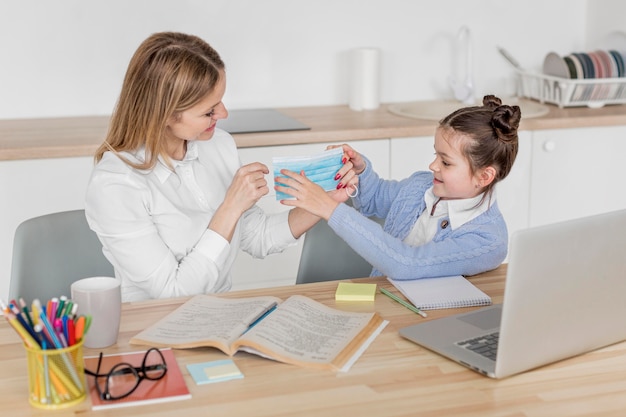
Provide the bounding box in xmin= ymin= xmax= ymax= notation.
xmin=387 ymin=275 xmax=491 ymax=310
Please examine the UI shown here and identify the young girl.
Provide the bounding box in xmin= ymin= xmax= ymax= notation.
xmin=276 ymin=95 xmax=520 ymax=280
xmin=84 ymin=32 xmax=355 ymax=301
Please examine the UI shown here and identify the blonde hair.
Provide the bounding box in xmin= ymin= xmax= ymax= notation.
xmin=95 ymin=32 xmax=225 ymax=170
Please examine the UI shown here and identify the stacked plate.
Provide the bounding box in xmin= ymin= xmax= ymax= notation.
xmin=543 ymin=50 xmax=625 ymax=79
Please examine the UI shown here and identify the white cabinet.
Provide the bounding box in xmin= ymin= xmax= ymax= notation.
xmin=389 ymin=136 xmax=434 ymax=179
xmin=232 ymin=139 xmax=390 ymax=291
xmin=389 ymin=133 xmax=533 ymax=247
xmin=529 ymin=126 xmax=626 ymax=227
xmin=491 ymin=131 xmax=532 ymax=242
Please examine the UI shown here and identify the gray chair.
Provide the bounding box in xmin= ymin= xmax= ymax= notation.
xmin=296 ymin=212 xmax=385 ymax=284
xmin=9 ymin=209 xmax=114 ymax=303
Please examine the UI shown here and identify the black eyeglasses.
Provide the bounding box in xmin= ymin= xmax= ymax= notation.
xmin=85 ymin=348 xmax=167 ymax=401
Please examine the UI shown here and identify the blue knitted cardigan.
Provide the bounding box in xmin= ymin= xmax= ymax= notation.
xmin=327 ymin=157 xmax=508 ymax=280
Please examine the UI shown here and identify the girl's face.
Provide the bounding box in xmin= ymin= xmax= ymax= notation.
xmin=166 ymin=73 xmax=228 ymax=158
xmin=429 ymin=127 xmax=485 ymax=200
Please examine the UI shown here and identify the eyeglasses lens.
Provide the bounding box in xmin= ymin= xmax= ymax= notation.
xmin=98 ymin=349 xmax=166 ymax=400
xmin=142 ymin=348 xmax=167 ymax=380
xmin=100 ymin=363 xmax=138 ymax=399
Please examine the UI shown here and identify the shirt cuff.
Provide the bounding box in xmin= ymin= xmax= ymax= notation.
xmin=271 ymin=210 xmax=299 ymax=246
xmin=194 ymin=228 xmax=231 ymax=269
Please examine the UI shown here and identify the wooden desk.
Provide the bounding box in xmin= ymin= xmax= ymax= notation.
xmin=2 ymin=264 xmax=626 ymax=416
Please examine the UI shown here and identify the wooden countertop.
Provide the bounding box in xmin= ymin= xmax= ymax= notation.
xmin=2 ymin=102 xmax=626 ymax=161
xmin=3 ymin=264 xmax=626 ymax=416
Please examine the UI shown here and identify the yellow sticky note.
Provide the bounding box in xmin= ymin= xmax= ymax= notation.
xmin=204 ymin=362 xmax=241 ymax=380
xmin=187 ymin=359 xmax=243 ymax=385
xmin=335 ymin=282 xmax=377 ymax=301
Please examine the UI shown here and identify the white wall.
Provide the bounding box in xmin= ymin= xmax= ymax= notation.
xmin=586 ymin=0 xmax=626 ymax=50
xmin=0 ymin=0 xmax=599 ymax=120
xmin=1 ymin=0 xmax=624 ymax=301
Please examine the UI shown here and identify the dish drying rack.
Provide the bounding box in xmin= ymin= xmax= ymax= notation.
xmin=515 ymin=69 xmax=626 ymax=108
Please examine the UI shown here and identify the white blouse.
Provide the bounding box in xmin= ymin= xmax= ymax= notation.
xmin=404 ymin=187 xmax=492 ymax=246
xmin=85 ymin=129 xmax=296 ymax=302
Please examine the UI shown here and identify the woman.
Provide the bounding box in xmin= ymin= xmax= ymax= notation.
xmin=85 ymin=32 xmax=355 ymax=301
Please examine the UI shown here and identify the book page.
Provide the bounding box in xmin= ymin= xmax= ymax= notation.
xmin=233 ymin=295 xmax=385 ymax=371
xmin=130 ymin=295 xmax=281 ymax=353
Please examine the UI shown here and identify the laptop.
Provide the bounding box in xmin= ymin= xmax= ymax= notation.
xmin=399 ymin=209 xmax=626 ymax=378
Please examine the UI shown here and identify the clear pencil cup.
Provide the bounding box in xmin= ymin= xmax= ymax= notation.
xmin=25 ymin=340 xmax=86 ymax=409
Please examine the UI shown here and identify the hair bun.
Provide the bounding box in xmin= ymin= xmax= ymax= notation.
xmin=483 ymin=95 xmax=521 ymax=142
xmin=482 ymin=94 xmax=502 ymax=109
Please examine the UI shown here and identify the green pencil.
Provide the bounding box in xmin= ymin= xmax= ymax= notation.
xmin=380 ymin=288 xmax=427 ymax=318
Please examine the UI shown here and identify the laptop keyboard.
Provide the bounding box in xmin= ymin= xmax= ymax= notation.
xmin=456 ymin=332 xmax=499 ymax=361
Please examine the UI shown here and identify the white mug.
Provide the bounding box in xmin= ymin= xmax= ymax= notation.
xmin=70 ymin=277 xmax=121 ymax=349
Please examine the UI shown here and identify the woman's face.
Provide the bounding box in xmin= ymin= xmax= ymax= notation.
xmin=428 ymin=127 xmax=484 ymax=200
xmin=166 ymin=73 xmax=228 ymax=157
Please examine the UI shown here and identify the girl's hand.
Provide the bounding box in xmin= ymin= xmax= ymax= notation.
xmin=275 ymin=169 xmax=357 ymax=220
xmin=327 ymin=144 xmax=367 ymax=175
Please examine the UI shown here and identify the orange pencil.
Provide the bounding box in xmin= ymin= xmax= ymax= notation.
xmin=74 ymin=316 xmax=85 ymax=342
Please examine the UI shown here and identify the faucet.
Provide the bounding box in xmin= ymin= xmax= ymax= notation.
xmin=448 ymin=26 xmax=474 ymax=104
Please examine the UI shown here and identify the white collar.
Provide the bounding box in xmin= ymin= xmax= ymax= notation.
xmin=424 ymin=187 xmax=493 ymax=230
xmin=143 ymin=141 xmax=198 ymax=184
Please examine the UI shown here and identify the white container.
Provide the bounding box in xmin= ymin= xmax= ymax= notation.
xmin=348 ymin=47 xmax=380 ymax=111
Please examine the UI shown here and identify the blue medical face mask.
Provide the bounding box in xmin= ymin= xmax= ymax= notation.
xmin=273 ymin=148 xmax=343 ymax=200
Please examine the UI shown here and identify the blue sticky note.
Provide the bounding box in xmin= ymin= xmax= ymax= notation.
xmin=186 ymin=359 xmax=244 ymax=385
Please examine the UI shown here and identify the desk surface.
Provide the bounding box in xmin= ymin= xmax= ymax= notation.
xmin=2 ymin=264 xmax=626 ymax=417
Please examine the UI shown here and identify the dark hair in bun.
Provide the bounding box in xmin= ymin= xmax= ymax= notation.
xmin=439 ymin=94 xmax=521 ymax=200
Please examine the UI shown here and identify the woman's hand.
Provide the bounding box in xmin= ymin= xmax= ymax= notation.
xmin=223 ymin=162 xmax=270 ymax=214
xmin=209 ymin=162 xmax=270 ymax=242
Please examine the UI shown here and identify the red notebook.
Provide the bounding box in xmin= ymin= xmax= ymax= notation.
xmin=84 ymin=348 xmax=191 ymax=410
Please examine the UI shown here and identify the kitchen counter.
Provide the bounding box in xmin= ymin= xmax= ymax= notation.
xmin=1 ymin=102 xmax=626 ymax=161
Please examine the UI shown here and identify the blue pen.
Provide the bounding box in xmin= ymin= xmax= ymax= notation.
xmin=38 ymin=312 xmax=63 ymax=349
xmin=34 ymin=328 xmax=52 ymax=403
xmin=9 ymin=303 xmax=41 ymax=346
xmin=62 ymin=316 xmax=69 ymax=344
xmin=243 ymin=304 xmax=277 ymax=334
xmin=39 ymin=312 xmax=82 ymax=388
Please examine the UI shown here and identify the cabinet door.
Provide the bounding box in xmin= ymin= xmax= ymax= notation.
xmin=389 ymin=136 xmax=434 ymax=180
xmin=494 ymin=131 xmax=532 ymax=243
xmin=530 ymin=126 xmax=626 ymax=227
xmin=232 ymin=139 xmax=390 ymax=291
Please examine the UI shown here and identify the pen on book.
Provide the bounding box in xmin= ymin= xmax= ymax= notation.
xmin=380 ymin=288 xmax=427 ymax=318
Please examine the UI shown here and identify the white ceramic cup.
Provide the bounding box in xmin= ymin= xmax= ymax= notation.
xmin=70 ymin=277 xmax=121 ymax=349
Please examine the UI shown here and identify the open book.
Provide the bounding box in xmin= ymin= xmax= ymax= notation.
xmin=130 ymin=294 xmax=388 ymax=372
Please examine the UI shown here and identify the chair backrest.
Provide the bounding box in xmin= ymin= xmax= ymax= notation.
xmin=9 ymin=209 xmax=114 ymax=303
xmin=296 ymin=213 xmax=384 ymax=284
